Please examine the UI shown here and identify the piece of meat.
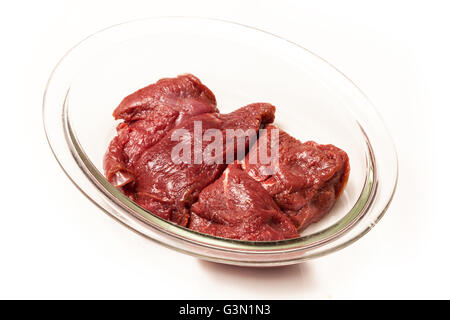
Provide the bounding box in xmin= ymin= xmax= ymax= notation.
xmin=104 ymin=74 xmax=218 ymax=188
xmin=113 ymin=74 xmax=218 ymax=122
xmin=241 ymin=125 xmax=350 ymax=231
xmin=130 ymin=103 xmax=276 ymax=226
xmin=189 ymin=164 xmax=299 ymax=241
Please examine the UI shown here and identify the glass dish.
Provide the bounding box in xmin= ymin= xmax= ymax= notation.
xmin=43 ymin=17 xmax=398 ymax=266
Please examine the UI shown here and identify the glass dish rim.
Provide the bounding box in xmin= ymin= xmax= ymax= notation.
xmin=43 ymin=16 xmax=398 ymax=265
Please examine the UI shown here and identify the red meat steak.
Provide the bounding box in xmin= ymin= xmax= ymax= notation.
xmin=241 ymin=125 xmax=350 ymax=231
xmin=113 ymin=73 xmax=217 ymax=122
xmin=189 ymin=164 xmax=298 ymax=241
xmin=129 ymin=103 xmax=275 ymax=226
xmin=104 ymin=74 xmax=218 ymax=188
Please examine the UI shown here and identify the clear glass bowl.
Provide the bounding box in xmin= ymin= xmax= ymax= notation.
xmin=43 ymin=17 xmax=398 ymax=266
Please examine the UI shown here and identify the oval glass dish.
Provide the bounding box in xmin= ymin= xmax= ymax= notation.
xmin=43 ymin=17 xmax=398 ymax=266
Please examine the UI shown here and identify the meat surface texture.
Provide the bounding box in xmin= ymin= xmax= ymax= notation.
xmin=241 ymin=124 xmax=350 ymax=231
xmin=189 ymin=164 xmax=299 ymax=241
xmin=131 ymin=103 xmax=275 ymax=226
xmin=104 ymin=74 xmax=350 ymax=240
xmin=113 ymin=73 xmax=218 ymax=122
xmin=104 ymin=74 xmax=218 ymax=188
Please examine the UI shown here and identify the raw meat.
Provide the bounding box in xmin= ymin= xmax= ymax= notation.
xmin=241 ymin=125 xmax=350 ymax=231
xmin=104 ymin=74 xmax=218 ymax=187
xmin=104 ymin=74 xmax=350 ymax=240
xmin=123 ymin=103 xmax=275 ymax=226
xmin=113 ymin=73 xmax=217 ymax=122
xmin=189 ymin=164 xmax=298 ymax=241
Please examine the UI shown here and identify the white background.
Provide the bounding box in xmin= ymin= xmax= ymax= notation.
xmin=1 ymin=0 xmax=448 ymax=299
